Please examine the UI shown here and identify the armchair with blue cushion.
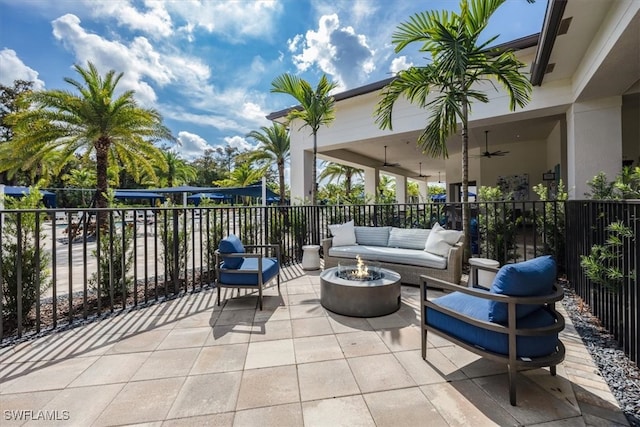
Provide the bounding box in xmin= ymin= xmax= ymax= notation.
xmin=420 ymin=255 xmax=565 ymax=405
xmin=215 ymin=234 xmax=281 ymax=310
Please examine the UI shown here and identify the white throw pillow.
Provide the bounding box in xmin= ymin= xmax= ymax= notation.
xmin=329 ymin=220 xmax=357 ymax=247
xmin=424 ymin=223 xmax=462 ymax=257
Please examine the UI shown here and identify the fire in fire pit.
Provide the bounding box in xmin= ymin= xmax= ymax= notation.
xmin=336 ymin=255 xmax=383 ymax=281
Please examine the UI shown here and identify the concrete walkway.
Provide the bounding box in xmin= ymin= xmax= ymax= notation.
xmin=0 ymin=265 xmax=629 ymax=426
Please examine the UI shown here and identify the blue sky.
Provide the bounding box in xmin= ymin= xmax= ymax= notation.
xmin=0 ymin=0 xmax=547 ymax=161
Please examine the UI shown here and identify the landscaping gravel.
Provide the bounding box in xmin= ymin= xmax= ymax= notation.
xmin=562 ymin=285 xmax=640 ymax=426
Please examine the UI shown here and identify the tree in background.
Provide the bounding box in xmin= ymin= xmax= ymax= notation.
xmin=2 ymin=62 xmax=173 ymax=215
xmin=319 ymin=162 xmax=363 ymax=202
xmin=157 ymin=150 xmax=197 ymax=188
xmin=375 ymin=0 xmax=532 ymax=260
xmin=63 ymin=168 xmax=96 ymax=207
xmin=271 ymin=73 xmax=338 ymax=205
xmin=0 ymin=80 xmax=34 ymax=185
xmin=190 ymin=148 xmax=224 ymax=186
xmin=246 ymin=123 xmax=290 ymax=205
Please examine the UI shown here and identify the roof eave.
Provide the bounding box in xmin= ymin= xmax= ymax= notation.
xmin=530 ymin=0 xmax=568 ymax=86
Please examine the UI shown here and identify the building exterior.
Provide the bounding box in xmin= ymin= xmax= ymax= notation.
xmin=269 ymin=0 xmax=639 ymax=203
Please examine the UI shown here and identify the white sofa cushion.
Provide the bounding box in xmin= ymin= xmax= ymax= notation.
xmin=328 ymin=220 xmax=357 ymax=247
xmin=424 ymin=223 xmax=463 ymax=257
xmin=388 ymin=227 xmax=431 ymax=250
xmin=328 ymin=245 xmax=447 ymax=269
xmin=354 ymin=226 xmax=391 ymax=246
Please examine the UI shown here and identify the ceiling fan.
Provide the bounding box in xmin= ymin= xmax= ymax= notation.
xmin=414 ymin=162 xmax=429 ymax=178
xmin=382 ymin=145 xmax=400 ymax=167
xmin=476 ymin=130 xmax=509 ymax=158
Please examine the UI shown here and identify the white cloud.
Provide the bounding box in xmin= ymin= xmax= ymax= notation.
xmin=390 ymin=56 xmax=413 ymax=74
xmin=0 ymin=49 xmax=45 ymax=89
xmin=51 ymin=14 xmax=210 ymax=106
xmin=176 ymin=130 xmax=213 ymax=160
xmin=224 ymin=135 xmax=254 ymax=152
xmin=289 ymin=14 xmax=375 ymax=89
xmin=85 ymin=0 xmax=173 ymax=38
xmin=163 ymin=0 xmax=282 ymax=40
xmin=163 ymin=107 xmax=245 ymax=133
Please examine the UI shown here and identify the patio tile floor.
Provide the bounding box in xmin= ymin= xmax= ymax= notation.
xmin=0 ymin=264 xmax=630 ymax=426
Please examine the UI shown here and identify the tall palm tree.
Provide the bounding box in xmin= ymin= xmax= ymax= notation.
xmin=271 ymin=73 xmax=338 ymax=205
xmin=246 ymin=123 xmax=290 ymax=205
xmin=319 ymin=162 xmax=363 ymax=200
xmin=158 ymin=151 xmax=197 ymax=188
xmin=375 ymin=0 xmax=532 ymax=259
xmin=4 ymin=62 xmax=173 ymax=213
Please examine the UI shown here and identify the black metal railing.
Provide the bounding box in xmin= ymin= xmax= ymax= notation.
xmin=565 ymin=200 xmax=639 ymax=363
xmin=1 ymin=201 xmax=565 ymax=343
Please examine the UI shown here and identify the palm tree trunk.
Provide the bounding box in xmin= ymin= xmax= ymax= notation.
xmin=95 ymin=140 xmax=109 ymax=209
xmin=312 ymin=131 xmax=317 ymax=206
xmin=278 ymin=159 xmax=286 ymax=205
xmin=345 ymin=169 xmax=353 ymax=197
xmin=461 ymin=101 xmax=471 ymax=263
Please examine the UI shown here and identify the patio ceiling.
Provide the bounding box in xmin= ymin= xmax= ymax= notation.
xmin=318 ymin=114 xmax=564 ymax=183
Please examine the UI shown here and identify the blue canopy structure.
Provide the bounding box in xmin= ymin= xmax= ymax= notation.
xmin=117 ymin=184 xmax=280 ymax=205
xmin=431 ymin=194 xmax=446 ymax=202
xmin=2 ymin=186 xmax=57 ymax=208
xmin=114 ymin=190 xmax=165 ymax=204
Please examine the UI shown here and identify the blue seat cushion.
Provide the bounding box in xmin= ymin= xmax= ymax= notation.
xmin=219 ymin=257 xmax=279 ymax=286
xmin=427 ymin=291 xmax=559 ymax=358
xmin=488 ymin=256 xmax=557 ymax=322
xmin=219 ymin=234 xmax=245 ymax=269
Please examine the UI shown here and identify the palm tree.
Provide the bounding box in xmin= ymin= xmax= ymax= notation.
xmin=375 ymin=0 xmax=532 ymax=259
xmin=214 ymin=162 xmax=268 ymax=189
xmin=158 ymin=151 xmax=197 ymax=188
xmin=319 ymin=162 xmax=363 ymax=201
xmin=4 ymin=62 xmax=173 ymax=214
xmin=63 ymin=168 xmax=96 ymax=206
xmin=246 ymin=123 xmax=290 ymax=205
xmin=271 ymin=73 xmax=338 ymax=205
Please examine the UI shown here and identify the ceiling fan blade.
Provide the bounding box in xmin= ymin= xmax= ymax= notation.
xmin=490 ymin=150 xmax=509 ymax=156
xmin=382 ymin=145 xmax=400 ymax=167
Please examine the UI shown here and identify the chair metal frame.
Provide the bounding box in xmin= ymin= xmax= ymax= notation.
xmin=420 ymin=266 xmax=565 ymax=406
xmin=215 ymin=244 xmax=281 ymax=310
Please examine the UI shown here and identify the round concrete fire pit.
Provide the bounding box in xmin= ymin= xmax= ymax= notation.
xmin=320 ymin=266 xmax=401 ymax=317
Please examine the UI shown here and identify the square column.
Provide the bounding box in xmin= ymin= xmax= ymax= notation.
xmin=395 ymin=175 xmax=407 ymax=204
xmin=363 ymin=166 xmax=379 ymax=201
xmin=567 ymin=96 xmax=622 ymax=199
xmin=290 ymin=147 xmax=315 ymax=203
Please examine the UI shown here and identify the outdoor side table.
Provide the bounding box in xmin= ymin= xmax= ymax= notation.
xmin=468 ymin=257 xmax=500 ymax=288
xmin=302 ymin=245 xmax=321 ymax=270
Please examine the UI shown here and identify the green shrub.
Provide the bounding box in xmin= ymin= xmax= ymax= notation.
xmin=89 ymin=213 xmax=135 ymax=300
xmin=1 ymin=189 xmax=51 ymax=325
xmin=532 ymin=180 xmax=567 ymax=271
xmin=580 ymin=221 xmax=635 ymax=291
xmin=159 ymin=209 xmax=190 ymax=291
xmin=477 ymin=186 xmax=518 ymax=264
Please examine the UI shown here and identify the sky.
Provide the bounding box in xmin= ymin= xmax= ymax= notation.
xmin=0 ymin=0 xmax=547 ymax=162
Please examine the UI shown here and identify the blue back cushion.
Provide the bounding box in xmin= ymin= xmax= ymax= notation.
xmin=488 ymin=255 xmax=557 ymax=322
xmin=219 ymin=234 xmax=245 ymax=269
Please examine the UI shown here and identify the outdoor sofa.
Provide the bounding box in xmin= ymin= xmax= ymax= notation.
xmin=322 ymin=221 xmax=463 ymax=285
